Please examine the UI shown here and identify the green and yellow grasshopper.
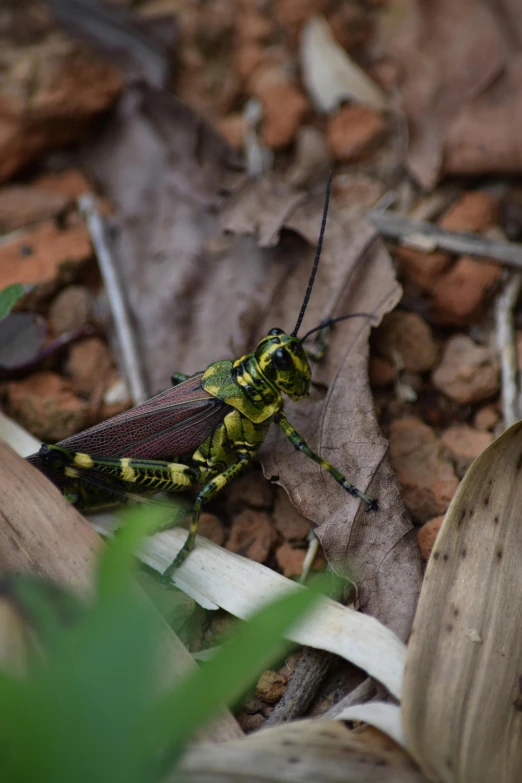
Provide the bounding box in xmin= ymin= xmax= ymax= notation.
xmin=27 ymin=176 xmax=377 ymax=579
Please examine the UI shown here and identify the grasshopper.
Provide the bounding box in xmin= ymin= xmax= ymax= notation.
xmin=28 ymin=175 xmax=377 ymax=579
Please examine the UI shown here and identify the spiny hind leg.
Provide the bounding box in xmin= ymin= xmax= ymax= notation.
xmin=39 ymin=445 xmax=199 ymax=494
xmin=163 ymin=457 xmax=250 ymax=580
xmin=273 ymin=412 xmax=378 ymax=511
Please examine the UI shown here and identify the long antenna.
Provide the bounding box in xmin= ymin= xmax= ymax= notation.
xmin=299 ymin=312 xmax=376 ymax=343
xmin=291 ymin=171 xmax=332 ymax=337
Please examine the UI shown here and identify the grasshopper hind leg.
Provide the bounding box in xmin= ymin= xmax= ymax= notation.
xmin=163 ymin=456 xmax=250 ymax=581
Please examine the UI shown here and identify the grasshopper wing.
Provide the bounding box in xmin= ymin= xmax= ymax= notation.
xmin=27 ymin=372 xmax=227 ymax=472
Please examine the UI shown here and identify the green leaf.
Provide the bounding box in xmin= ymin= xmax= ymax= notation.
xmin=96 ymin=502 xmax=184 ymax=599
xmin=0 ymin=283 xmax=26 ymax=321
xmin=152 ymin=585 xmax=321 ymax=768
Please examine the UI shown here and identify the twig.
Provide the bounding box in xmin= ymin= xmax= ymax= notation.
xmin=322 ymin=677 xmax=376 ymax=719
xmin=264 ymin=647 xmax=338 ymax=726
xmin=79 ymin=194 xmax=148 ymax=405
xmin=367 ymin=210 xmax=522 ymax=269
xmin=495 ymin=272 xmax=522 ymax=429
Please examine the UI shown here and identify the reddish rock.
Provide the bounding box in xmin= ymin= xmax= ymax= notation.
xmin=273 ymin=488 xmax=311 ymax=541
xmin=226 ymin=470 xmax=273 ymax=512
xmin=251 ymin=68 xmax=309 ymax=148
xmin=7 ymin=372 xmax=90 ymax=442
xmin=276 ymin=0 xmax=330 ymax=36
xmin=0 ymin=220 xmax=92 ymax=295
xmin=326 ymin=105 xmax=386 ymax=162
xmin=369 ymin=356 xmax=396 ymax=387
xmin=432 ymin=335 xmax=499 ymax=404
xmin=0 ymin=185 xmax=68 ymax=233
xmin=197 ymin=513 xmax=226 ymax=546
xmin=441 ymin=425 xmax=494 ymax=462
xmin=256 ymin=670 xmax=287 ymax=703
xmin=217 ymin=113 xmax=246 ymax=149
xmin=236 ymin=10 xmax=273 ymax=43
xmin=49 ymin=285 xmax=94 ymax=334
xmin=226 ymin=509 xmax=277 ymax=562
xmin=417 ymin=516 xmax=444 ymax=560
xmin=432 ymin=256 xmax=501 ymax=324
xmin=439 ymin=191 xmax=498 ymax=233
xmin=34 ymin=169 xmax=92 ymax=200
xmin=373 ymin=311 xmax=438 ymax=373
xmin=275 ymin=542 xmax=306 ymax=578
xmin=394 ymin=245 xmax=452 ymax=290
xmin=0 ymin=38 xmax=122 ymax=183
xmin=233 ymin=44 xmax=265 ymax=83
xmin=473 ymin=404 xmax=499 ymax=432
xmin=389 ymin=417 xmax=459 ymax=522
xmin=65 ymin=338 xmax=113 ymax=397
xmin=326 ymin=3 xmax=373 ymax=52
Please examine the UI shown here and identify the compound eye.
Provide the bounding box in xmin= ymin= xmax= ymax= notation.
xmin=273 ymin=347 xmax=291 ymax=370
xmin=268 ymin=327 xmax=285 ymax=336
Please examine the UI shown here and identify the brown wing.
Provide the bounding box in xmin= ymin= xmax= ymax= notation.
xmin=27 ymin=372 xmax=227 ymax=472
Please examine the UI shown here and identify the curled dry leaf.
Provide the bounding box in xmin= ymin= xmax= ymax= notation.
xmin=178 ymin=719 xmax=428 ymax=783
xmin=81 ymin=86 xmax=422 ymax=639
xmin=402 ymin=421 xmax=522 ymax=782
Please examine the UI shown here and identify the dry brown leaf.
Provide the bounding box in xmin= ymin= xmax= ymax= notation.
xmin=386 ymin=0 xmax=507 ymax=187
xmin=257 ymin=208 xmax=423 ymax=641
xmin=402 ymin=421 xmax=522 ymax=781
xmin=178 ymin=719 xmax=428 ymax=782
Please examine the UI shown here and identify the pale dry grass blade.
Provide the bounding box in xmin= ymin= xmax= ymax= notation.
xmin=177 ymin=719 xmax=428 ymax=783
xmin=402 ymin=420 xmax=522 ymax=782
xmin=94 ymin=517 xmax=407 ymax=701
xmin=334 ymin=703 xmax=407 ymax=751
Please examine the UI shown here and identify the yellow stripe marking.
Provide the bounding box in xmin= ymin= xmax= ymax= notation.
xmin=65 ymin=466 xmax=80 ymax=479
xmin=120 ymin=458 xmax=137 ymax=482
xmin=74 ymin=453 xmax=94 ymax=469
xmin=169 ymin=464 xmax=191 ymax=487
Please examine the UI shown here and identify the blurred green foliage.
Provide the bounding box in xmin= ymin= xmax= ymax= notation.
xmin=0 ymin=504 xmax=318 ymax=781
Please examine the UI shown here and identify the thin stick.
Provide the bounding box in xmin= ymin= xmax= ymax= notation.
xmin=79 ymin=194 xmax=148 ymax=405
xmin=495 ymin=272 xmax=522 ymax=429
xmin=323 ymin=676 xmax=376 ymax=719
xmin=368 ymin=210 xmax=522 ymax=269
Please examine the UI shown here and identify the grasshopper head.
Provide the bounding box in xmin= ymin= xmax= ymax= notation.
xmin=255 ymin=328 xmax=311 ymax=400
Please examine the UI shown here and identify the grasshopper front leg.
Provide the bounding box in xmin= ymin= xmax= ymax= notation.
xmin=273 ymin=412 xmax=378 ymax=511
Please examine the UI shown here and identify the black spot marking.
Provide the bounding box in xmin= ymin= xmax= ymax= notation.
xmin=287 ymin=757 xmax=300 ymax=764
xmin=376 ymin=760 xmax=388 ymax=767
xmin=446 ymin=624 xmax=453 ymax=632
xmin=497 ymin=548 xmax=503 ymax=560
xmin=443 ymin=554 xmax=448 ymax=561
xmin=461 ymin=548 xmax=467 ymax=558
xmin=458 ymin=509 xmax=466 ymax=526
xmin=454 ymin=608 xmax=459 ymax=617
xmin=20 ymin=244 xmax=33 ymax=256
xmin=494 ymin=515 xmax=499 ymax=525
xmin=433 ymin=552 xmax=440 ymax=560
xmin=483 ymin=496 xmax=489 ymax=507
